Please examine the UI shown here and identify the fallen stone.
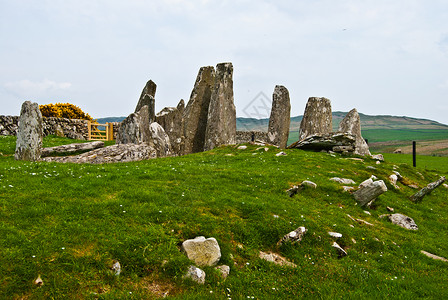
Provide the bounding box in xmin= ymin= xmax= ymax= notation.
xmin=388 ymin=213 xmax=418 ymax=230
xmin=394 ymin=149 xmax=402 ymax=154
xmin=332 ymin=242 xmax=347 ymax=257
xmin=342 ymin=186 xmax=355 ymax=192
xmin=181 ymin=236 xmax=221 ymax=267
xmin=215 ymin=265 xmax=230 ymax=279
xmin=444 ymin=184 xmax=448 ymax=189
xmin=41 ymin=141 xmax=104 ymax=157
xmin=276 ymin=151 xmax=287 ymax=156
xmin=15 ymin=101 xmax=43 ymax=161
xmin=287 ymin=185 xmax=300 ymax=197
xmin=389 ymin=174 xmax=400 ymax=189
xmin=184 ymin=265 xmax=206 ymax=284
xmin=237 ymin=145 xmax=247 ymax=150
xmin=301 ymin=180 xmax=317 ymax=189
xmin=41 ymin=143 xmax=156 ymax=164
xmin=298 ymin=97 xmax=332 ymax=141
xmin=353 ymin=180 xmax=387 ymax=207
xmin=347 ymin=214 xmax=374 ymax=226
xmin=259 ymin=251 xmax=297 ymax=268
xmin=330 ymin=177 xmax=355 ymax=185
xmin=278 ymin=227 xmax=307 ymax=245
xmin=338 ymin=108 xmax=371 ymax=156
xmin=410 ymin=176 xmax=446 ymax=203
xmin=34 ymin=275 xmax=43 ymax=286
xmin=288 ymin=132 xmax=356 ymax=153
xmin=359 ymin=178 xmax=374 ymax=188
xmin=420 ymin=250 xmax=448 ymax=262
xmin=267 ymin=85 xmax=290 ymax=148
xmin=371 ymin=154 xmax=384 ymax=161
xmin=111 ymin=261 xmax=121 ymax=276
xmin=387 ymin=206 xmax=395 ymax=212
xmin=204 ymin=62 xmax=237 ymax=151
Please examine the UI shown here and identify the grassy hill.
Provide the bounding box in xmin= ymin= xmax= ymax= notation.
xmin=1 ymin=136 xmax=447 ymax=298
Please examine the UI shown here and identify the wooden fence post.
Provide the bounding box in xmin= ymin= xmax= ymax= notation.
xmin=87 ymin=121 xmax=91 ymax=141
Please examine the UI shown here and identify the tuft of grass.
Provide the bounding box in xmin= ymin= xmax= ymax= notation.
xmin=0 ymin=136 xmax=447 ymax=298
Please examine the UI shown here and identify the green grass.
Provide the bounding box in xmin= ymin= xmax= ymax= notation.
xmin=362 ymin=129 xmax=448 ymax=143
xmin=1 ymin=136 xmax=448 ymax=298
xmin=382 ymin=153 xmax=448 ymax=174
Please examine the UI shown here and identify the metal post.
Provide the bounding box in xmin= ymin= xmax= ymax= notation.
xmin=413 ymin=141 xmax=416 ymax=167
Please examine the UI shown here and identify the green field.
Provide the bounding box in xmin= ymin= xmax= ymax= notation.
xmin=362 ymin=129 xmax=448 ymax=143
xmin=1 ymin=136 xmax=448 ymax=298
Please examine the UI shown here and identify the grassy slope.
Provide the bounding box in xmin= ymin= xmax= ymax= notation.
xmin=1 ymin=136 xmax=448 ymax=298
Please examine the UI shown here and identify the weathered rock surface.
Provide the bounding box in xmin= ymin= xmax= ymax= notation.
xmin=267 ymin=85 xmax=290 ymax=148
xmin=298 ymin=97 xmax=332 ymax=141
xmin=215 ymin=265 xmax=230 ymax=279
xmin=278 ymin=227 xmax=307 ymax=245
xmin=0 ymin=115 xmax=19 ymax=136
xmin=117 ymin=106 xmax=151 ymax=145
xmin=259 ymin=251 xmax=297 ymax=267
xmin=288 ymin=132 xmax=356 ymax=153
xmin=330 ymin=177 xmax=356 ymax=185
xmin=389 ymin=213 xmax=418 ymax=230
xmin=410 ymin=176 xmax=446 ymax=203
xmin=204 ymin=62 xmax=236 ymax=151
xmin=184 ymin=265 xmax=206 ymax=284
xmin=41 ymin=141 xmax=104 ymax=157
xmin=149 ymin=122 xmax=172 ymax=157
xmin=41 ymin=143 xmax=156 ymax=164
xmin=353 ymin=180 xmax=387 ymax=207
xmin=184 ymin=66 xmax=215 ymax=154
xmin=338 ymin=108 xmax=371 ymax=156
xmin=181 ymin=236 xmax=221 ymax=267
xmin=332 ymin=242 xmax=347 ymax=257
xmin=15 ymin=101 xmax=43 ymax=161
xmin=135 ymin=79 xmax=156 ymax=122
xmin=155 ymin=100 xmax=184 ymax=156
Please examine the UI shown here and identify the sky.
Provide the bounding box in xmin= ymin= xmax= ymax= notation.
xmin=1 ymin=0 xmax=448 ymax=124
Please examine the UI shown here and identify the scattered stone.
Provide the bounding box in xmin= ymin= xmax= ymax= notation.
xmin=353 ymin=180 xmax=387 ymax=207
xmin=371 ymin=154 xmax=384 ymax=161
xmin=155 ymin=99 xmax=185 ymax=156
xmin=259 ymin=251 xmax=297 ymax=267
xmin=358 ymin=178 xmax=373 ymax=188
xmin=298 ymin=97 xmax=332 ymax=141
xmin=332 ymin=242 xmax=347 ymax=257
xmin=420 ymin=250 xmax=448 ymax=262
xmin=41 ymin=141 xmax=104 ymax=157
xmin=387 ymin=206 xmax=395 ymax=212
xmin=389 ymin=174 xmax=400 ymax=189
xmin=328 ymin=232 xmax=342 ymax=238
xmin=351 ymin=238 xmax=357 ymax=243
xmin=267 ymin=85 xmax=291 ymax=148
xmin=237 ymin=145 xmax=247 ymax=150
xmin=215 ymin=265 xmax=230 ymax=279
xmin=204 ymin=62 xmax=237 ymax=151
xmin=394 ymin=149 xmax=402 ymax=154
xmin=409 ymin=184 xmax=419 ymax=189
xmin=346 ymin=157 xmax=364 ymax=162
xmin=181 ymin=236 xmax=221 ymax=267
xmin=276 ymin=151 xmax=287 ymax=156
xmin=366 ymin=166 xmax=376 ymax=170
xmin=409 ymin=176 xmax=446 ymax=203
xmin=288 ymin=132 xmax=356 ymax=153
xmin=301 ymin=180 xmax=317 ymax=189
xmin=264 ymin=147 xmax=269 ymax=152
xmin=184 ymin=265 xmax=206 ymax=284
xmin=278 ymin=227 xmax=307 ymax=245
xmin=338 ymin=108 xmax=371 ymax=156
xmin=287 ymin=185 xmax=300 ymax=197
xmin=347 ymin=214 xmax=374 ymax=226
xmin=15 ymin=101 xmax=43 ymax=161
xmin=330 ymin=177 xmax=355 ymax=185
xmin=444 ymin=184 xmax=448 ymax=189
xmin=34 ymin=275 xmax=43 ymax=286
xmin=342 ymin=186 xmax=355 ymax=192
xmin=363 ymin=211 xmax=371 ymax=215
xmin=111 ymin=261 xmax=121 ymax=276
xmin=388 ymin=213 xmax=418 ymax=230
xmin=42 ymin=143 xmax=156 ymax=164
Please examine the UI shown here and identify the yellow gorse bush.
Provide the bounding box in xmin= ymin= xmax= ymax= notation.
xmin=39 ymin=103 xmax=93 ymax=121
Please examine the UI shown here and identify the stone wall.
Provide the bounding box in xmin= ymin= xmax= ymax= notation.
xmin=0 ymin=115 xmax=19 ymax=136
xmin=236 ymin=131 xmax=269 ymax=144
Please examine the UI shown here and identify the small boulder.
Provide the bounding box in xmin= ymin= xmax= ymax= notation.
xmin=394 ymin=149 xmax=402 ymax=154
xmin=237 ymin=145 xmax=247 ymax=150
xmin=330 ymin=177 xmax=355 ymax=185
xmin=259 ymin=251 xmax=297 ymax=268
xmin=301 ymin=180 xmax=317 ymax=189
xmin=353 ymin=180 xmax=387 ymax=207
xmin=278 ymin=227 xmax=307 ymax=245
xmin=389 ymin=213 xmax=418 ymax=230
xmin=328 ymin=232 xmax=342 ymax=238
xmin=371 ymin=154 xmax=384 ymax=161
xmin=181 ymin=236 xmax=221 ymax=267
xmin=276 ymin=151 xmax=287 ymax=156
xmin=184 ymin=265 xmax=206 ymax=284
xmin=332 ymin=242 xmax=347 ymax=257
xmin=215 ymin=265 xmax=230 ymax=279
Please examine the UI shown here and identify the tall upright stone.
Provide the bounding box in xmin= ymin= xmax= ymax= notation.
xmin=204 ymin=62 xmax=236 ymax=151
xmin=149 ymin=122 xmax=172 ymax=158
xmin=338 ymin=108 xmax=371 ymax=156
xmin=116 ymin=106 xmax=151 ymax=145
xmin=298 ymin=97 xmax=332 ymax=141
xmin=267 ymin=85 xmax=291 ymax=148
xmin=156 ymin=99 xmax=185 ymax=156
xmin=135 ymin=80 xmax=157 ymax=123
xmin=184 ymin=66 xmax=215 ymax=154
xmin=15 ymin=101 xmax=43 ymax=161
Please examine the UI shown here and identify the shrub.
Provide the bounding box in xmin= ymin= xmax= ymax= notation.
xmin=39 ymin=103 xmax=93 ymax=121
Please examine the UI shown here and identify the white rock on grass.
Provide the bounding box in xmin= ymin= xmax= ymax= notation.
xmin=328 ymin=232 xmax=342 ymax=238
xmin=215 ymin=265 xmax=230 ymax=279
xmin=237 ymin=145 xmax=247 ymax=150
xmin=181 ymin=236 xmax=221 ymax=266
xmin=330 ymin=177 xmax=355 ymax=185
xmin=184 ymin=265 xmax=206 ymax=284
xmin=276 ymin=151 xmax=287 ymax=156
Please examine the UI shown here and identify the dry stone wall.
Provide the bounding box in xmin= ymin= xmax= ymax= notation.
xmin=236 ymin=131 xmax=269 ymax=144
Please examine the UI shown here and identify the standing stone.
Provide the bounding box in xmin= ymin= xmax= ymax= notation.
xmin=156 ymin=99 xmax=185 ymax=156
xmin=149 ymin=122 xmax=172 ymax=157
xmin=338 ymin=108 xmax=370 ymax=156
xmin=298 ymin=97 xmax=332 ymax=141
xmin=15 ymin=101 xmax=43 ymax=161
xmin=184 ymin=66 xmax=215 ymax=154
xmin=267 ymin=85 xmax=291 ymax=148
xmin=204 ymin=62 xmax=236 ymax=151
xmin=135 ymin=80 xmax=157 ymax=122
xmin=116 ymin=106 xmax=151 ymax=145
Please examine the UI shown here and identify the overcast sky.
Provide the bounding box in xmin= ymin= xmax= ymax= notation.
xmin=1 ymin=0 xmax=448 ymax=124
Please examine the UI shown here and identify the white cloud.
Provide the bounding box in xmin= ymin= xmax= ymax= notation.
xmin=4 ymin=79 xmax=72 ymax=96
